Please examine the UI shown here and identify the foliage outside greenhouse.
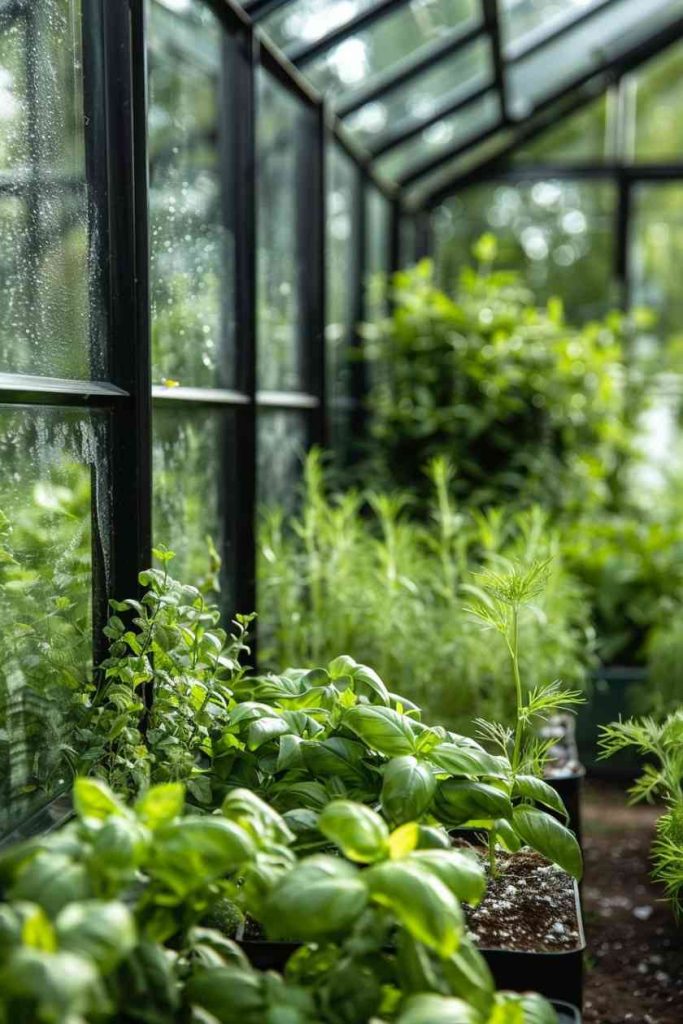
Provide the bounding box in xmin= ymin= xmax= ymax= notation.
xmin=3 ymin=0 xmax=683 ymax=1022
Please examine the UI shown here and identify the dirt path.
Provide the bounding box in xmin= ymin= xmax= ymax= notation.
xmin=582 ymin=782 xmax=683 ymax=1023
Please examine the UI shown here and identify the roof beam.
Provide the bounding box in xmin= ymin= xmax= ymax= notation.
xmin=289 ymin=0 xmax=413 ymax=66
xmin=243 ymin=0 xmax=293 ymax=22
xmin=337 ymin=21 xmax=484 ymax=119
xmin=482 ymin=0 xmax=508 ymax=122
xmin=370 ymin=82 xmax=491 ymax=158
xmin=420 ymin=12 xmax=683 ymax=206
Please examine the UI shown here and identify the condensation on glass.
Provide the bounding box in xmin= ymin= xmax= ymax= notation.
xmin=344 ymin=36 xmax=491 ymax=147
xmin=153 ymin=405 xmax=237 ymax=605
xmin=0 ymin=0 xmax=101 ymax=380
xmin=0 ymin=406 xmax=110 ymax=835
xmin=257 ymin=410 xmax=308 ymax=512
xmin=304 ymin=0 xmax=479 ymax=105
xmin=148 ymin=0 xmax=236 ymax=389
xmin=432 ymin=179 xmax=618 ymax=321
xmin=326 ymin=143 xmax=356 ymax=455
xmin=256 ymin=69 xmax=307 ymax=392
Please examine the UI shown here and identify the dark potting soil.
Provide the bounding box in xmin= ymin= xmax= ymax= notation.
xmin=461 ymin=849 xmax=581 ymax=953
xmin=582 ymin=782 xmax=683 ymax=1024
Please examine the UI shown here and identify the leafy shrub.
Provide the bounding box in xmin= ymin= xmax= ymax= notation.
xmin=259 ymin=450 xmax=594 ymax=730
xmin=600 ymin=712 xmax=683 ymax=918
xmin=363 ymin=245 xmax=646 ymax=515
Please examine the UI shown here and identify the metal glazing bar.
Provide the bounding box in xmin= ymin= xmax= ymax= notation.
xmin=615 ymin=172 xmax=631 ymax=311
xmin=331 ymin=119 xmax=398 ymax=201
xmin=482 ymin=0 xmax=507 ymax=122
xmin=226 ymin=28 xmax=259 ymax=632
xmin=398 ymin=120 xmax=503 ymax=187
xmin=256 ymin=391 xmax=320 ymax=409
xmin=349 ymin=166 xmax=367 ymax=457
xmin=244 ymin=0 xmax=292 ymax=21
xmin=508 ymin=0 xmax=620 ymax=63
xmin=370 ymin=82 xmax=491 ymax=158
xmin=388 ymin=197 xmax=402 ymax=276
xmin=152 ymin=385 xmax=251 ymax=406
xmin=103 ymin=0 xmax=153 ymax=607
xmin=203 ymin=0 xmax=252 ymax=32
xmin=258 ymin=33 xmax=322 ymax=107
xmin=290 ymin=0 xmax=413 ymax=67
xmin=296 ymin=102 xmax=327 ymax=446
xmin=0 ymin=373 xmax=128 ymax=404
xmin=336 ymin=22 xmax=485 ymax=119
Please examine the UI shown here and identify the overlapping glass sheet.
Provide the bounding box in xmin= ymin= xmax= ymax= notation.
xmin=247 ymin=0 xmax=683 ymax=199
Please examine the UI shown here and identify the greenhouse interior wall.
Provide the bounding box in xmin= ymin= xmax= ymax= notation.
xmin=2 ymin=1 xmax=683 ymax=1021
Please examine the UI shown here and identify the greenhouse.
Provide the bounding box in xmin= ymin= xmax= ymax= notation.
xmin=1 ymin=0 xmax=683 ymax=1020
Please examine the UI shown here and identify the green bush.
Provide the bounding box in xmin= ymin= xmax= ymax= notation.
xmin=363 ymin=245 xmax=646 ymax=515
xmin=259 ymin=450 xmax=594 ymax=731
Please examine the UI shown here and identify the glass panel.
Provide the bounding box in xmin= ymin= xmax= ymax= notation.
xmin=262 ymin=0 xmax=379 ymax=53
xmin=365 ymin=185 xmax=390 ymax=322
xmin=326 ymin=145 xmax=356 ymax=454
xmin=256 ymin=70 xmax=307 ymax=391
xmin=432 ymin=180 xmax=617 ymax=322
xmin=375 ymin=90 xmax=499 ymax=180
xmin=633 ymin=43 xmax=683 ymax=163
xmin=344 ymin=36 xmax=491 ymax=145
xmin=0 ymin=0 xmax=100 ymax=379
xmin=500 ymin=0 xmax=598 ymax=48
xmin=153 ymin=405 xmax=237 ymax=601
xmin=0 ymin=407 xmax=109 ymax=835
xmin=400 ymin=214 xmax=418 ymax=265
xmin=304 ymin=0 xmax=479 ymax=101
xmin=507 ymin=0 xmax=683 ymax=119
xmin=148 ymin=0 xmax=236 ymax=389
xmin=511 ymin=94 xmax=611 ymax=164
xmin=257 ymin=410 xmax=308 ymax=512
xmin=403 ymin=126 xmax=514 ymax=205
xmin=631 ymin=184 xmax=683 ymax=351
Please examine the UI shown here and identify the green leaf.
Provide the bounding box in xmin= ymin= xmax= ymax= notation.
xmin=73 ymin=777 xmax=127 ymax=824
xmin=56 ymin=900 xmax=136 ymax=973
xmin=493 ymin=817 xmax=522 ymax=853
xmin=352 ymin=663 xmax=391 ymax=705
xmin=365 ymin=860 xmax=464 ymax=957
xmin=490 ymin=991 xmax=559 ymax=1024
xmin=186 ymin=966 xmax=264 ymax=1023
xmin=512 ymin=776 xmax=568 ymax=821
xmin=135 ymin=783 xmax=185 ymax=829
xmin=435 ymin=779 xmax=513 ymax=826
xmin=430 ymin=743 xmax=508 ymax=778
xmin=318 ymin=800 xmax=389 ymax=863
xmin=152 ymin=817 xmax=256 ymax=896
xmin=512 ymin=806 xmax=583 ymax=879
xmin=381 ymin=756 xmax=436 ymax=824
xmin=442 ymin=937 xmax=495 ymax=1016
xmin=260 ymin=855 xmax=367 ymax=941
xmin=0 ymin=948 xmax=101 ymax=1016
xmin=247 ymin=716 xmax=290 ymax=751
xmin=21 ymin=906 xmax=57 ymax=952
xmin=10 ymin=852 xmax=91 ymax=918
xmin=406 ymin=849 xmax=486 ymax=906
xmin=221 ymin=788 xmax=294 ymax=845
xmin=300 ymin=737 xmax=367 ymax=782
xmin=344 ymin=705 xmax=417 ymax=757
xmin=396 ymin=994 xmax=480 ymax=1024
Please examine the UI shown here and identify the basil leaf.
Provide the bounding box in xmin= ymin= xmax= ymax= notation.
xmin=300 ymin=737 xmax=367 ymax=782
xmin=442 ymin=937 xmax=495 ymax=1016
xmin=344 ymin=705 xmax=417 ymax=757
xmin=513 ymin=776 xmax=569 ymax=820
xmin=247 ymin=716 xmax=290 ymax=751
xmin=152 ymin=817 xmax=255 ymax=895
xmin=260 ymin=855 xmax=367 ymax=941
xmin=318 ymin=800 xmax=389 ymax=863
xmin=430 ymin=743 xmax=507 ymax=778
xmin=56 ymin=900 xmax=136 ymax=973
xmin=435 ymin=779 xmax=513 ymax=825
xmin=135 ymin=782 xmax=185 ymax=830
xmin=512 ymin=806 xmax=583 ymax=880
xmin=73 ymin=777 xmax=127 ymax=824
xmin=406 ymin=849 xmax=486 ymax=906
xmin=381 ymin=756 xmax=436 ymax=824
xmin=10 ymin=852 xmax=91 ymax=918
xmin=396 ymin=994 xmax=480 ymax=1024
xmin=365 ymin=860 xmax=464 ymax=958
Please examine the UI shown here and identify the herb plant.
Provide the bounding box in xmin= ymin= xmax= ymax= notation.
xmin=600 ymin=712 xmax=683 ymax=917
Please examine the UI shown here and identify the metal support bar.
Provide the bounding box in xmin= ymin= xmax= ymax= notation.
xmin=336 ymin=22 xmax=484 ymax=119
xmin=290 ymin=0 xmax=414 ymax=67
xmin=482 ymin=0 xmax=507 ymax=122
xmin=349 ymin=165 xmax=367 ymax=458
xmin=399 ymin=120 xmax=503 ymax=188
xmin=615 ymin=172 xmax=632 ymax=311
xmin=370 ymin=82 xmax=491 ymax=159
xmin=243 ymin=0 xmax=292 ymax=22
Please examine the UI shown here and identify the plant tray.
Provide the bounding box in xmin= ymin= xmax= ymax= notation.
xmin=546 ymin=767 xmax=584 ymax=846
xmin=551 ymin=1001 xmax=582 ymax=1023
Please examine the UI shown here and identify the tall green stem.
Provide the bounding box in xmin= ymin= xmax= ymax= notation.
xmin=509 ymin=605 xmax=524 ymax=772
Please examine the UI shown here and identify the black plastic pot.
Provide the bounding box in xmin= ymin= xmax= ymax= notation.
xmin=575 ymin=666 xmax=647 ymax=776
xmin=546 ymin=767 xmax=584 ymax=847
xmin=479 ymin=878 xmax=584 ymax=1006
xmin=240 ymin=880 xmax=585 ymax=1007
xmin=552 ymin=1000 xmax=582 ymax=1023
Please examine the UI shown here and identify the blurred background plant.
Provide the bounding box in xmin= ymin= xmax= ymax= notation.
xmin=258 ymin=449 xmax=594 ymax=730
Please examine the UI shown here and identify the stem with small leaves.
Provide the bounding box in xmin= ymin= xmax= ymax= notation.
xmin=507 ymin=603 xmax=525 ymax=773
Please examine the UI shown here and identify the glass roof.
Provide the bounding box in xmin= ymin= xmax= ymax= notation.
xmin=245 ymin=0 xmax=683 ymax=202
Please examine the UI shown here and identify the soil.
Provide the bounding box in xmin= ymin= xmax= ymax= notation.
xmin=582 ymin=781 xmax=683 ymax=1024
xmin=462 ymin=849 xmax=581 ymax=953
